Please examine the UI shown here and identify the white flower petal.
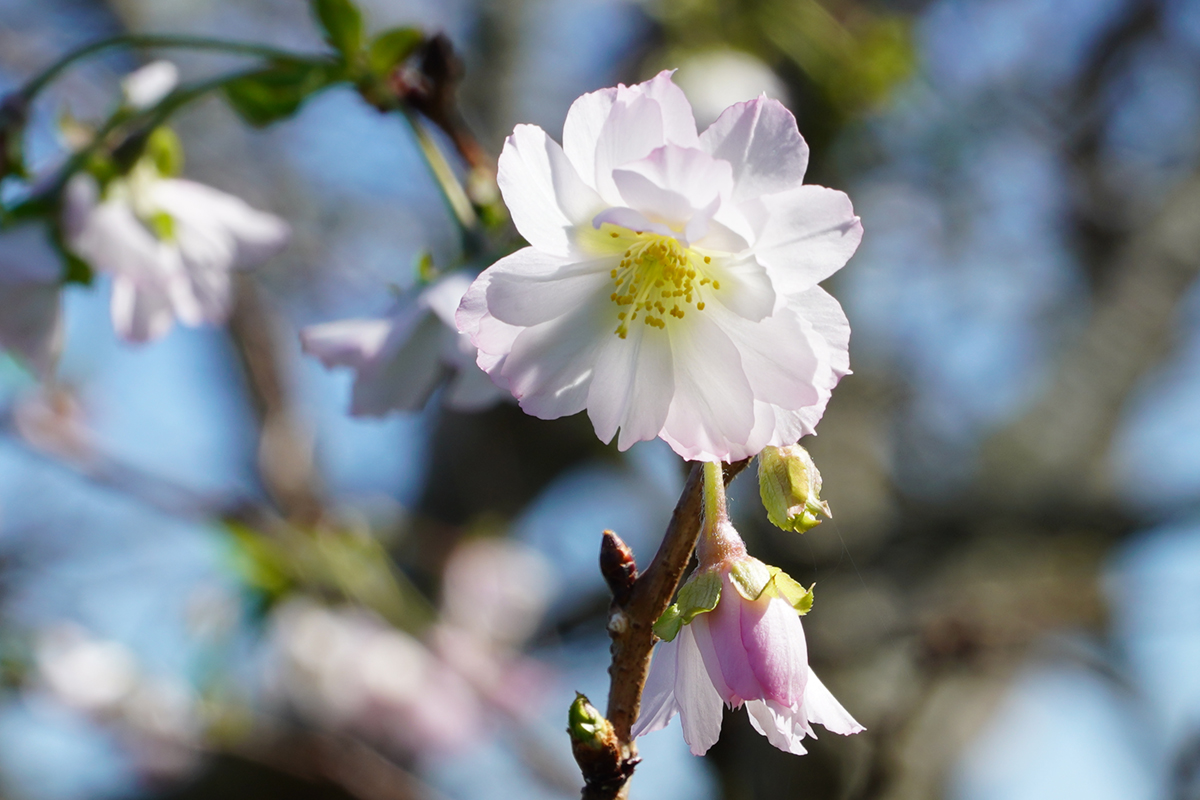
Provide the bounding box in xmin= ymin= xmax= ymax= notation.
xmin=753 ymin=185 xmax=862 ymax=294
xmin=111 ymin=274 xmax=176 ymax=343
xmin=587 ymin=323 xmax=675 ymax=450
xmin=121 ymin=61 xmax=178 ymax=109
xmin=706 ymin=255 xmax=776 ymax=322
xmin=153 ymin=179 xmax=290 ymax=267
xmin=420 ymin=272 xmax=474 ymax=327
xmin=501 ymin=296 xmax=609 ymax=420
xmin=699 ymin=97 xmax=809 ymax=202
xmin=745 ymin=699 xmax=809 ymax=755
xmin=632 ymin=638 xmax=681 ymax=738
xmin=458 ymin=269 xmax=521 ymax=392
xmin=485 ymin=248 xmax=614 ymax=328
xmin=708 ymin=301 xmax=821 ymax=409
xmin=590 ymin=206 xmax=676 ymax=239
xmin=803 ymin=669 xmax=864 ymax=735
xmin=300 ymin=319 xmax=393 ymax=371
xmin=674 ymin=623 xmax=725 ymax=756
xmin=351 ymin=311 xmax=446 ymax=415
xmin=592 ymin=94 xmax=666 ymax=205
xmin=612 ymin=145 xmax=732 ymax=228
xmin=658 ymin=313 xmax=755 ymax=462
xmin=562 ymin=85 xmax=619 ymax=194
xmin=630 ymin=70 xmax=700 ymax=149
xmin=499 ymin=125 xmax=604 ymax=257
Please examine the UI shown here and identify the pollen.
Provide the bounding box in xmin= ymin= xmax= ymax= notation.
xmin=606 ymin=232 xmax=719 ymax=336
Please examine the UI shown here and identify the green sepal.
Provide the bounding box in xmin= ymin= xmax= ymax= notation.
xmin=145 ymin=127 xmax=184 ymax=177
xmin=729 ymin=558 xmax=772 ymax=601
xmin=223 ymin=60 xmax=337 ymax=128
xmin=147 ymin=211 xmax=175 ymax=241
xmin=763 ymin=566 xmax=814 ymax=615
xmin=653 ymin=569 xmax=722 ymax=642
xmin=367 ymin=27 xmax=423 ymax=76
xmin=567 ymin=693 xmax=614 ymax=749
xmin=312 ymin=0 xmax=365 ymax=59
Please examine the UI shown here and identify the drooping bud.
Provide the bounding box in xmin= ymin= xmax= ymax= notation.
xmin=758 ymin=444 xmax=831 ymax=533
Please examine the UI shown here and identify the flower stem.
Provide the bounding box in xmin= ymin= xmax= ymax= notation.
xmin=402 ymin=110 xmax=478 ymax=234
xmin=19 ymin=34 xmax=313 ymax=103
xmin=701 ymin=460 xmax=728 ymax=532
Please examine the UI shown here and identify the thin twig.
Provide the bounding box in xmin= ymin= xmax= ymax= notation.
xmin=576 ymin=459 xmax=749 ymax=799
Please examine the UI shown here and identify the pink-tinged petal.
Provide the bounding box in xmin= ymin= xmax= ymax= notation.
xmin=501 ymin=294 xmax=610 ymax=420
xmin=632 ymin=638 xmax=681 ymax=738
xmin=673 ymin=623 xmax=725 ymax=756
xmin=352 ymin=312 xmax=446 ymax=415
xmin=456 ymin=270 xmax=520 ymax=392
xmin=703 ymin=575 xmax=765 ymax=703
xmin=110 ymin=274 xmax=176 ymax=343
xmin=629 ymin=70 xmax=700 ymax=149
xmin=300 ymin=319 xmax=393 ymax=371
xmin=803 ymin=669 xmax=864 ymax=735
xmin=586 ymin=323 xmax=675 ymax=450
xmin=658 ymin=312 xmax=755 ymax=462
xmin=745 ymin=700 xmax=809 ymax=755
xmin=591 ymin=95 xmax=666 ymax=204
xmin=612 ymin=145 xmax=732 ymax=229
xmin=699 ymin=97 xmax=809 ymax=202
xmin=561 ymin=85 xmax=618 ymax=193
xmin=753 ymin=186 xmax=862 ymax=294
xmin=0 ymin=283 xmax=62 ymax=376
xmin=485 ymin=248 xmax=613 ymax=328
xmin=740 ymin=596 xmax=808 ymax=707
xmin=793 ymin=284 xmax=851 ymax=380
xmin=498 ymin=124 xmax=604 ymax=256
xmin=591 ymin=207 xmax=675 ymax=239
xmin=689 ymin=613 xmax=734 ymax=703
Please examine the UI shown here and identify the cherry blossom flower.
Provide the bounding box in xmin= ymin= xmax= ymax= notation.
xmin=64 ymin=145 xmax=290 ymax=343
xmin=302 ymin=271 xmax=505 ymax=415
xmin=0 ymin=223 xmax=63 ymax=375
xmin=633 ymin=462 xmax=862 ymax=755
xmin=457 ymin=71 xmax=861 ymax=461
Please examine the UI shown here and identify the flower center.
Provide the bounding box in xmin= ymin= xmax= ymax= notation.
xmin=606 ymin=232 xmax=720 ymax=339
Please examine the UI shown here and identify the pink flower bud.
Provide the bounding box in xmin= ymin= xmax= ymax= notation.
xmin=635 ymin=556 xmax=862 ymax=756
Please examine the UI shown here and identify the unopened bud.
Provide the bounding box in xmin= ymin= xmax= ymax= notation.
xmin=568 ymin=692 xmax=616 ymax=751
xmin=758 ymin=444 xmax=831 ymax=533
xmin=599 ymin=530 xmax=637 ymax=604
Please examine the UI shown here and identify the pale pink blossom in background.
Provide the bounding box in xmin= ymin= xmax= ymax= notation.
xmin=302 ymin=271 xmax=505 ymax=415
xmin=0 ymin=223 xmax=63 ymax=375
xmin=633 ymin=566 xmax=863 ymax=755
xmin=458 ymin=71 xmax=861 ymax=461
xmin=64 ymin=163 xmax=290 ymax=343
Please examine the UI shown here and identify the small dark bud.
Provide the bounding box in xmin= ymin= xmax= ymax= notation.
xmin=600 ymin=530 xmax=637 ymax=604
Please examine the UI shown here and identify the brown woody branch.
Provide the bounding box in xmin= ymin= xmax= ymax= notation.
xmin=573 ymin=459 xmax=750 ymax=799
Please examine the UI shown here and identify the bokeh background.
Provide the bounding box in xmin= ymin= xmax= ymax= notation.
xmin=3 ymin=0 xmax=1200 ymax=798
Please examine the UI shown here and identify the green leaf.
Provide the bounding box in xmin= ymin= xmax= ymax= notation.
xmin=728 ymin=558 xmax=772 ymax=601
xmin=312 ymin=0 xmax=365 ymax=58
xmin=223 ymin=61 xmax=336 ymax=127
xmin=368 ymin=27 xmax=422 ymax=76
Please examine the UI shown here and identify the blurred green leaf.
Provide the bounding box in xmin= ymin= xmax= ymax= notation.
xmin=312 ymin=0 xmax=365 ymax=59
xmin=367 ymin=27 xmax=423 ymax=76
xmin=223 ymin=60 xmax=336 ymax=127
